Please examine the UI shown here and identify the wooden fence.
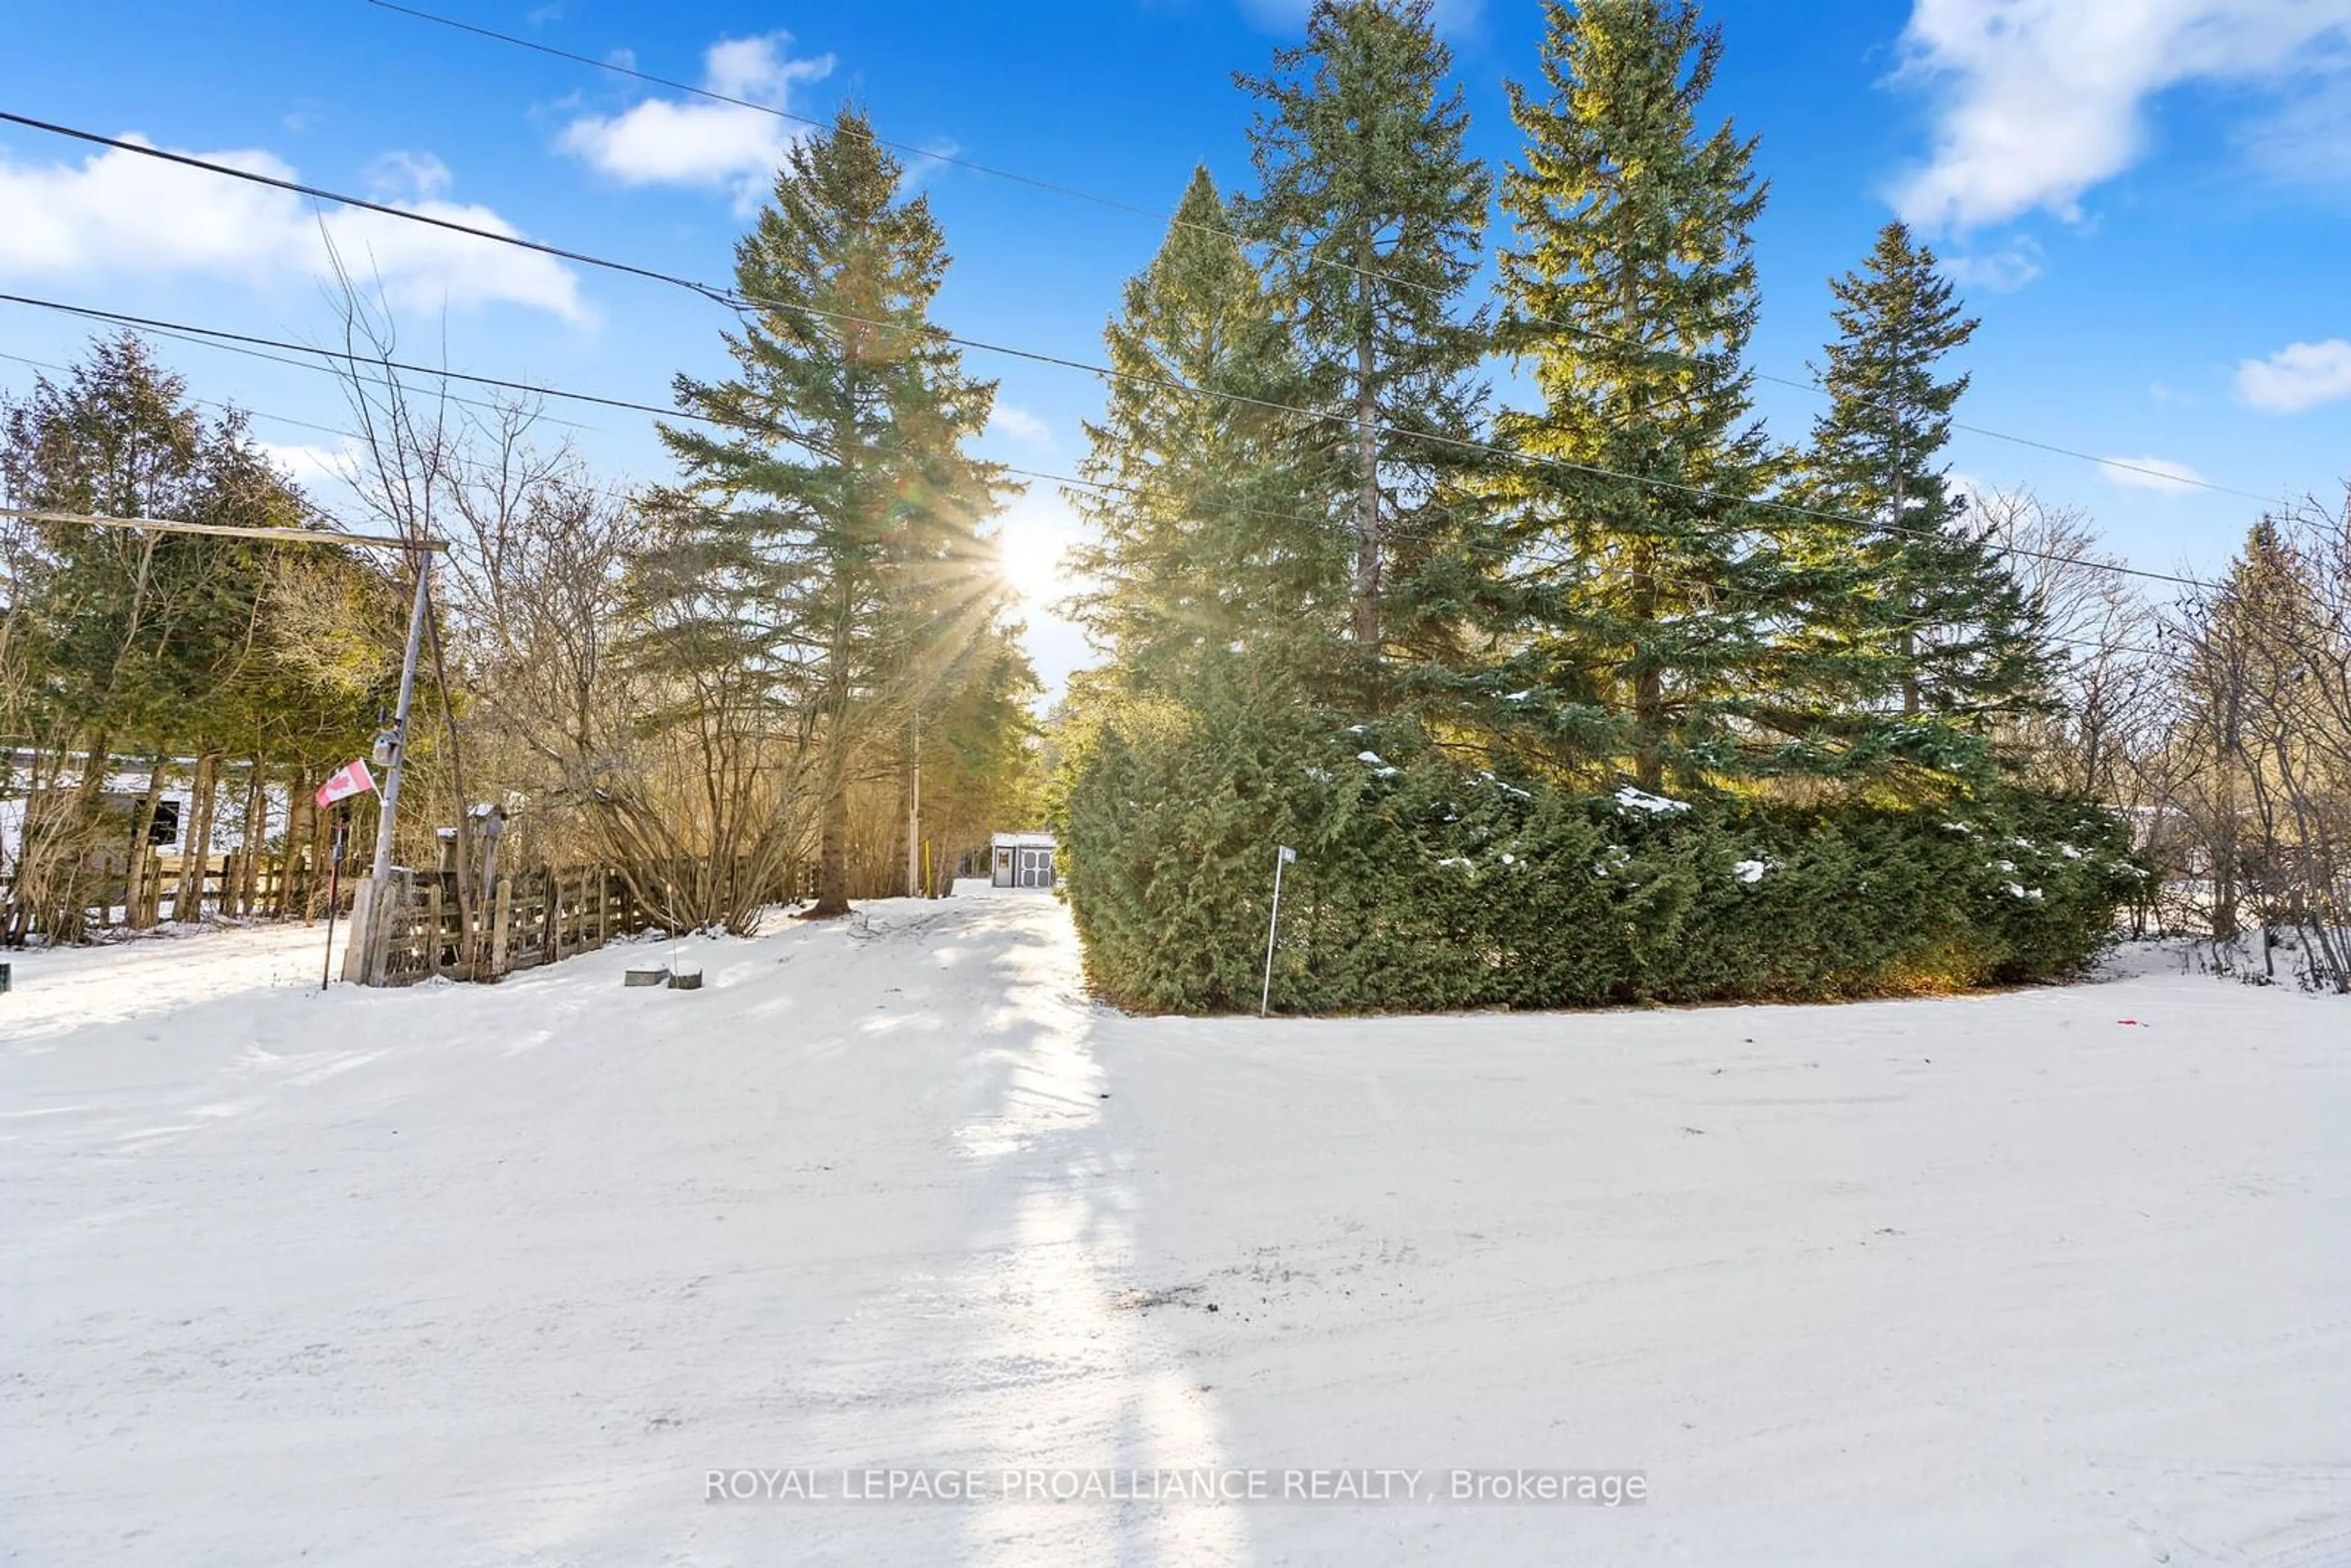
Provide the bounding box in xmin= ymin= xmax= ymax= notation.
xmin=7 ymin=834 xmax=846 ymax=983
xmin=1 ymin=846 xmax=334 ymax=940
xmin=357 ymin=858 xmax=822 ymax=987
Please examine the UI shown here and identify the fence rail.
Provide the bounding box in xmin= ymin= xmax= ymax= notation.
xmin=354 ymin=858 xmax=823 ymax=987
xmin=7 ymin=838 xmax=847 ymax=987
xmin=2 ymin=844 xmax=334 ymax=939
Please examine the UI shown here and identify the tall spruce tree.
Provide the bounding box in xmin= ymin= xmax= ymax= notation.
xmin=1794 ymin=222 xmax=2045 ymax=755
xmin=1065 ymin=167 xmax=1349 ymax=694
xmin=1492 ymin=0 xmax=1782 ymax=792
xmin=640 ymin=108 xmax=1011 ymax=917
xmin=1235 ymin=0 xmax=1491 ymax=675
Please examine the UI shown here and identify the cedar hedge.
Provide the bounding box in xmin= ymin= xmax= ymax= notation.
xmin=1057 ymin=704 xmax=2141 ymax=1015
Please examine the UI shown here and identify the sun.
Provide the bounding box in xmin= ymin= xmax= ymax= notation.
xmin=991 ymin=500 xmax=1080 ymax=613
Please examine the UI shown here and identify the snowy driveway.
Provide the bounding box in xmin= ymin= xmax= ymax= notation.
xmin=4 ymin=896 xmax=2347 ymax=1565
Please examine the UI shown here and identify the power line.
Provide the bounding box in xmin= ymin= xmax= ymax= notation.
xmin=0 ymin=506 xmax=444 ymax=551
xmin=364 ymin=0 xmax=2284 ymax=509
xmin=0 ymin=292 xmax=670 ymax=425
xmin=365 ymin=0 xmax=1172 ymax=225
xmin=0 ymin=320 xmax=596 ymax=434
xmin=0 ymin=118 xmax=2213 ymax=596
xmin=1 ymin=285 xmax=2205 ymax=612
xmin=0 ymin=301 xmax=2169 ymax=662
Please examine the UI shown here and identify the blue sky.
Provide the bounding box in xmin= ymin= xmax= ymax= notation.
xmin=4 ymin=0 xmax=2347 ymax=695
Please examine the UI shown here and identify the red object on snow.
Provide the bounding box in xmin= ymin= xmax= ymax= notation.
xmin=315 ymin=760 xmax=377 ymax=809
xmin=2118 ymin=1019 xmax=2141 ymax=1026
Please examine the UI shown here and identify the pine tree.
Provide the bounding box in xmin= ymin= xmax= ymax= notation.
xmin=639 ymin=108 xmax=1012 ymax=918
xmin=1491 ymin=0 xmax=1780 ymax=792
xmin=1065 ymin=167 xmax=1349 ymax=696
xmin=1235 ymin=0 xmax=1491 ymax=674
xmin=1793 ymin=221 xmax=2045 ymax=759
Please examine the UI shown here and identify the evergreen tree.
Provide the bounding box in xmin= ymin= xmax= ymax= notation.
xmin=1065 ymin=167 xmax=1349 ymax=695
xmin=1793 ymin=221 xmax=2045 ymax=757
xmin=639 ymin=108 xmax=1012 ymax=917
xmin=912 ymin=623 xmax=1042 ymax=888
xmin=2172 ymin=516 xmax=2308 ymax=943
xmin=1491 ymin=0 xmax=1781 ymax=792
xmin=1235 ymin=0 xmax=1491 ymax=673
xmin=1 ymin=334 xmax=370 ymax=940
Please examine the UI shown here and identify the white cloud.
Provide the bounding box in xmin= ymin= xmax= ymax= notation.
xmin=1891 ymin=0 xmax=2351 ymax=230
xmin=0 ymin=137 xmax=585 ymax=321
xmin=1940 ymin=236 xmax=2042 ymax=292
xmin=2098 ymin=454 xmax=2207 ymax=493
xmin=2148 ymin=380 xmax=2199 ymax=407
xmin=558 ymin=33 xmax=833 ymax=214
xmin=988 ymin=403 xmax=1052 ymax=448
xmin=258 ymin=440 xmax=356 ymax=489
xmin=2237 ymin=338 xmax=2351 ymax=412
xmin=2240 ymin=56 xmax=2351 ymax=182
xmin=366 ymin=149 xmax=452 ymax=201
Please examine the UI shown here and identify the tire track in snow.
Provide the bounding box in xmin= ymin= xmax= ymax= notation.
xmin=788 ymin=895 xmax=1250 ymax=1565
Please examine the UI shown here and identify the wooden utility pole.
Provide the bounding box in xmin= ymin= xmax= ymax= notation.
xmin=350 ymin=554 xmax=432 ymax=983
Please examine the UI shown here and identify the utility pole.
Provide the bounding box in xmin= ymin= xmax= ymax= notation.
xmin=906 ymin=713 xmax=922 ymax=898
xmin=369 ymin=554 xmax=433 ymax=890
xmin=347 ymin=552 xmax=432 ymax=982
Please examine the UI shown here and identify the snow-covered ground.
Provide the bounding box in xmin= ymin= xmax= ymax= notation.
xmin=4 ymin=893 xmax=2345 ymax=1566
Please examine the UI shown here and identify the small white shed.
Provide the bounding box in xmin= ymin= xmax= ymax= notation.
xmin=989 ymin=831 xmax=1057 ymax=890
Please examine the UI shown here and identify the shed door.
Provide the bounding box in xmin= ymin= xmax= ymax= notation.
xmin=1016 ymin=846 xmax=1052 ymax=888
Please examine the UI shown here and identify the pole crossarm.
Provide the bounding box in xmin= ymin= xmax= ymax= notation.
xmin=0 ymin=508 xmax=447 ymax=552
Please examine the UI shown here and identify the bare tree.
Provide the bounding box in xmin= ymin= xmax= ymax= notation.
xmin=1969 ymin=488 xmax=2169 ymax=802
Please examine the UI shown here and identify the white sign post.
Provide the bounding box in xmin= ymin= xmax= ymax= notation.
xmin=1261 ymin=844 xmax=1296 ymax=1017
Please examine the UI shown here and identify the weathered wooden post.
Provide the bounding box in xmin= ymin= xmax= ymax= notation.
xmin=490 ymin=874 xmax=512 ymax=978
xmin=470 ymin=803 xmax=504 ymax=905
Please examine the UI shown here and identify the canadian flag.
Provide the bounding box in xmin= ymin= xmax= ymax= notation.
xmin=315 ymin=760 xmax=377 ymax=810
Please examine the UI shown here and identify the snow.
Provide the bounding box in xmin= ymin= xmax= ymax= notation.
xmin=6 ymin=895 xmax=2348 ymax=1565
xmin=1614 ymin=786 xmax=1692 ymax=815
xmin=1474 ymin=771 xmax=1532 ymax=801
xmin=1731 ymin=858 xmax=1771 ymax=884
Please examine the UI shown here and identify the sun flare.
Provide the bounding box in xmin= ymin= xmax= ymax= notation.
xmin=991 ymin=502 xmax=1080 ymax=612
